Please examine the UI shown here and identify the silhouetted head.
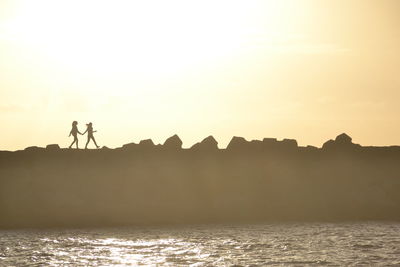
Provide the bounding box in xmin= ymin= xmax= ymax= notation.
xmin=87 ymin=122 xmax=93 ymax=128
xmin=72 ymin=121 xmax=78 ymax=126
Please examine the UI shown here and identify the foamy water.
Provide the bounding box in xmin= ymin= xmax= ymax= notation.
xmin=1 ymin=223 xmax=400 ymax=266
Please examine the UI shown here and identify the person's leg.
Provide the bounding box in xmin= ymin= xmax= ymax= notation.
xmin=69 ymin=136 xmax=77 ymax=148
xmin=76 ymin=136 xmax=79 ymax=149
xmin=85 ymin=136 xmax=90 ymax=149
xmin=92 ymin=136 xmax=100 ymax=148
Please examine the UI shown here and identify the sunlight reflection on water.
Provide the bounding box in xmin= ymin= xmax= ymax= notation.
xmin=1 ymin=223 xmax=400 ymax=266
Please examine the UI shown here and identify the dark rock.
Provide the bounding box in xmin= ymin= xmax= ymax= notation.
xmin=302 ymin=145 xmax=319 ymax=153
xmin=190 ymin=136 xmax=218 ymax=151
xmin=139 ymin=139 xmax=155 ymax=147
xmin=163 ymin=134 xmax=183 ymax=149
xmin=137 ymin=139 xmax=156 ymax=151
xmin=262 ymin=138 xmax=279 ymax=149
xmin=250 ymin=140 xmax=264 ymax=151
xmin=263 ymin=137 xmax=278 ymax=143
xmin=101 ymin=146 xmax=110 ymax=150
xmin=46 ymin=144 xmax=60 ymax=150
xmin=335 ymin=133 xmax=352 ymax=144
xmin=122 ymin=142 xmax=138 ymax=150
xmin=322 ymin=134 xmax=360 ymax=151
xmin=24 ymin=146 xmax=45 ymax=152
xmin=322 ymin=139 xmax=335 ymax=150
xmin=281 ymin=139 xmax=298 ymax=148
xmin=226 ymin=136 xmax=249 ymax=150
xmin=299 ymin=145 xmax=319 ymax=153
xmin=322 ymin=133 xmax=361 ymax=150
xmin=250 ymin=140 xmax=262 ymax=145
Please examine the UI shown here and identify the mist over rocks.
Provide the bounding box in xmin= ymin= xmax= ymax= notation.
xmin=2 ymin=132 xmax=400 ymax=228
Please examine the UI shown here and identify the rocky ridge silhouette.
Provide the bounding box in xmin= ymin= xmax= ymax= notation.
xmin=8 ymin=132 xmax=367 ymax=153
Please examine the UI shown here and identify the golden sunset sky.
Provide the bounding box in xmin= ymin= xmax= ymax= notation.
xmin=0 ymin=0 xmax=399 ymax=150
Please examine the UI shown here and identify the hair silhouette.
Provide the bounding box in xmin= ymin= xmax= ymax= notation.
xmin=83 ymin=122 xmax=100 ymax=149
xmin=68 ymin=121 xmax=82 ymax=149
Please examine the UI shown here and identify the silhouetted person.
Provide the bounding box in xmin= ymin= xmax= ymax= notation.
xmin=83 ymin=122 xmax=100 ymax=149
xmin=68 ymin=121 xmax=82 ymax=149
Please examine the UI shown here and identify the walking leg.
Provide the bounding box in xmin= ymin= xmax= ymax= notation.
xmin=85 ymin=137 xmax=90 ymax=149
xmin=69 ymin=138 xmax=76 ymax=149
xmin=92 ymin=136 xmax=100 ymax=148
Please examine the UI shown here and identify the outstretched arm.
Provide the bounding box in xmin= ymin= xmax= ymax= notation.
xmin=69 ymin=130 xmax=72 ymax=137
xmin=82 ymin=129 xmax=87 ymax=135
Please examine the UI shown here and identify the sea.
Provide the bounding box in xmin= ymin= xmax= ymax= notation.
xmin=1 ymin=223 xmax=400 ymax=266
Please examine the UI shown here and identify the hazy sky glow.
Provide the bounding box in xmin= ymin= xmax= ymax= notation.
xmin=1 ymin=0 xmax=400 ymax=150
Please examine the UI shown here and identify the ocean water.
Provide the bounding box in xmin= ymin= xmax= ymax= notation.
xmin=1 ymin=223 xmax=400 ymax=266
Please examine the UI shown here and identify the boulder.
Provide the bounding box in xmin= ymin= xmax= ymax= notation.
xmin=281 ymin=139 xmax=298 ymax=148
xmin=323 ymin=133 xmax=360 ymax=151
xmin=190 ymin=136 xmax=218 ymax=151
xmin=139 ymin=139 xmax=155 ymax=146
xmin=46 ymin=144 xmax=60 ymax=150
xmin=263 ymin=137 xmax=278 ymax=143
xmin=138 ymin=139 xmax=156 ymax=150
xmin=306 ymin=145 xmax=319 ymax=150
xmin=250 ymin=140 xmax=263 ymax=145
xmin=226 ymin=136 xmax=249 ymax=150
xmin=250 ymin=139 xmax=264 ymax=150
xmin=122 ymin=142 xmax=138 ymax=150
xmin=335 ymin=133 xmax=352 ymax=144
xmin=322 ymin=139 xmax=335 ymax=150
xmin=24 ymin=146 xmax=45 ymax=152
xmin=163 ymin=134 xmax=183 ymax=149
xmin=262 ymin=138 xmax=279 ymax=149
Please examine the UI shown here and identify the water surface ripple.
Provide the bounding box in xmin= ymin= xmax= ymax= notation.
xmin=1 ymin=223 xmax=400 ymax=266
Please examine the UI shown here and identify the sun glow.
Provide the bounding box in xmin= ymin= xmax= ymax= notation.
xmin=1 ymin=1 xmax=304 ymax=145
xmin=4 ymin=1 xmax=283 ymax=75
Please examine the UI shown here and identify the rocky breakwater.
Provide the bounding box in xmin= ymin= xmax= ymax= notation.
xmin=1 ymin=133 xmax=400 ymax=228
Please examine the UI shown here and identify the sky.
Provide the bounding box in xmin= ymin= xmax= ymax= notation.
xmin=0 ymin=0 xmax=399 ymax=150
